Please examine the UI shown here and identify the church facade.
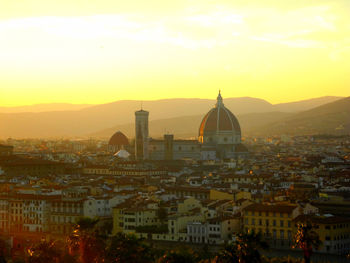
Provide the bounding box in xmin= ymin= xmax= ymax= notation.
xmin=135 ymin=91 xmax=247 ymax=160
xmin=107 ymin=92 xmax=247 ymax=161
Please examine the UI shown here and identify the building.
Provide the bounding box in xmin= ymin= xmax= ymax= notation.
xmin=49 ymin=189 xmax=86 ymax=236
xmin=199 ymin=91 xmax=247 ymax=159
xmin=0 ymin=197 xmax=9 ymax=233
xmin=113 ymin=91 xmax=248 ymax=161
xmin=108 ymin=131 xmax=130 ymax=153
xmin=135 ymin=110 xmax=149 ymax=160
xmin=0 ymin=144 xmax=13 ymax=156
xmin=148 ymin=135 xmax=201 ymax=160
xmin=112 ymin=198 xmax=160 ymax=235
xmin=0 ymin=155 xmax=65 ymax=177
xmin=243 ymin=203 xmax=299 ymax=248
xmin=293 ymin=214 xmax=350 ymax=255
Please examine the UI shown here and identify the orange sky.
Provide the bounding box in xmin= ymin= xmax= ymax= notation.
xmin=0 ymin=0 xmax=349 ymax=107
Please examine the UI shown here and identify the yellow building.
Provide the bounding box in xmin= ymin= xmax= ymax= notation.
xmin=210 ymin=189 xmax=234 ymax=201
xmin=293 ymin=215 xmax=350 ymax=255
xmin=112 ymin=198 xmax=160 ymax=235
xmin=235 ymin=191 xmax=252 ymax=201
xmin=243 ymin=203 xmax=299 ymax=248
xmin=177 ymin=197 xmax=203 ymax=214
xmin=112 ymin=205 xmax=124 ymax=235
xmin=83 ymin=165 xmax=110 ymax=175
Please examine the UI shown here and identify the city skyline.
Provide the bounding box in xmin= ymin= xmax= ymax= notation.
xmin=0 ymin=1 xmax=350 ymax=262
xmin=1 ymin=0 xmax=350 ymax=107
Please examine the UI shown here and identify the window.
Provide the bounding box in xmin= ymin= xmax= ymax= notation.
xmin=280 ymin=220 xmax=284 ymax=227
xmin=273 ymin=220 xmax=276 ymax=226
xmin=252 ymin=219 xmax=255 ymax=225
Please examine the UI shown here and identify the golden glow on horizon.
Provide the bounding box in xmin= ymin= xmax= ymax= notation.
xmin=0 ymin=0 xmax=349 ymax=107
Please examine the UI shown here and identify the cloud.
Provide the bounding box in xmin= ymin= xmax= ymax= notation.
xmin=251 ymin=36 xmax=324 ymax=48
xmin=0 ymin=15 xmax=220 ymax=50
xmin=185 ymin=12 xmax=244 ymax=27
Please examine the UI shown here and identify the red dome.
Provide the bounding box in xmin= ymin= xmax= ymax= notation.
xmin=108 ymin=131 xmax=129 ymax=146
xmin=199 ymin=102 xmax=241 ymax=137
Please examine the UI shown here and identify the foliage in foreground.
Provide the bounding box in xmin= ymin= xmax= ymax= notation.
xmin=293 ymin=223 xmax=322 ymax=263
xmin=5 ymin=218 xmax=328 ymax=263
xmin=215 ymin=230 xmax=269 ymax=263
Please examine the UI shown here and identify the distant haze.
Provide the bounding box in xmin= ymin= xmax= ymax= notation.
xmin=0 ymin=96 xmax=347 ymax=139
xmin=0 ymin=103 xmax=92 ymax=113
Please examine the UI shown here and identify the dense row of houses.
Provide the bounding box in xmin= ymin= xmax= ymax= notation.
xmin=0 ymin=135 xmax=349 ymax=257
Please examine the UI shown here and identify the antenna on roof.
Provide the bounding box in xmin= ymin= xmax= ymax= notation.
xmin=141 ymin=101 xmax=143 ymax=110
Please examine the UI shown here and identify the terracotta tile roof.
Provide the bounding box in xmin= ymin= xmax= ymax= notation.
xmin=243 ymin=203 xmax=297 ymax=213
xmin=293 ymin=214 xmax=350 ymax=224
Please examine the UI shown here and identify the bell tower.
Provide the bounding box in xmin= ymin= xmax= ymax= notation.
xmin=135 ymin=109 xmax=149 ymax=160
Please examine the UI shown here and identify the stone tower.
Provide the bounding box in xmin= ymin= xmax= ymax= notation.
xmin=164 ymin=134 xmax=174 ymax=160
xmin=135 ymin=109 xmax=149 ymax=160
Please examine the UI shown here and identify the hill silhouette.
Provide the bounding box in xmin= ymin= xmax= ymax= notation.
xmin=254 ymin=96 xmax=350 ymax=136
xmin=0 ymin=96 xmax=345 ymax=138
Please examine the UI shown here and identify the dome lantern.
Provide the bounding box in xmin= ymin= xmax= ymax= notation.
xmin=216 ymin=90 xmax=223 ymax=107
xmin=198 ymin=91 xmax=241 ymax=145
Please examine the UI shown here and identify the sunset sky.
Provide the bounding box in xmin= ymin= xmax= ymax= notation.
xmin=1 ymin=0 xmax=349 ymax=107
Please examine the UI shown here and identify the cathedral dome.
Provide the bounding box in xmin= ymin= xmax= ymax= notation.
xmin=108 ymin=131 xmax=129 ymax=146
xmin=199 ymin=91 xmax=241 ymax=144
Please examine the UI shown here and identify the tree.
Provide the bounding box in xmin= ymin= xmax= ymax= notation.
xmin=67 ymin=217 xmax=106 ymax=263
xmin=105 ymin=233 xmax=154 ymax=263
xmin=214 ymin=243 xmax=239 ymax=263
xmin=157 ymin=247 xmax=199 ymax=263
xmin=216 ymin=230 xmax=269 ymax=263
xmin=293 ymin=223 xmax=321 ymax=263
xmin=198 ymin=244 xmax=212 ymax=262
xmin=0 ymin=238 xmax=7 ymax=263
xmin=26 ymin=240 xmax=62 ymax=263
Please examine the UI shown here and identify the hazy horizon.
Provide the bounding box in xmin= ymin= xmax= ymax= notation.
xmin=0 ymin=95 xmax=345 ymax=108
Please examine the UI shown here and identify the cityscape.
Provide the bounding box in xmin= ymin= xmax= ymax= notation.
xmin=1 ymin=1 xmax=350 ymax=263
